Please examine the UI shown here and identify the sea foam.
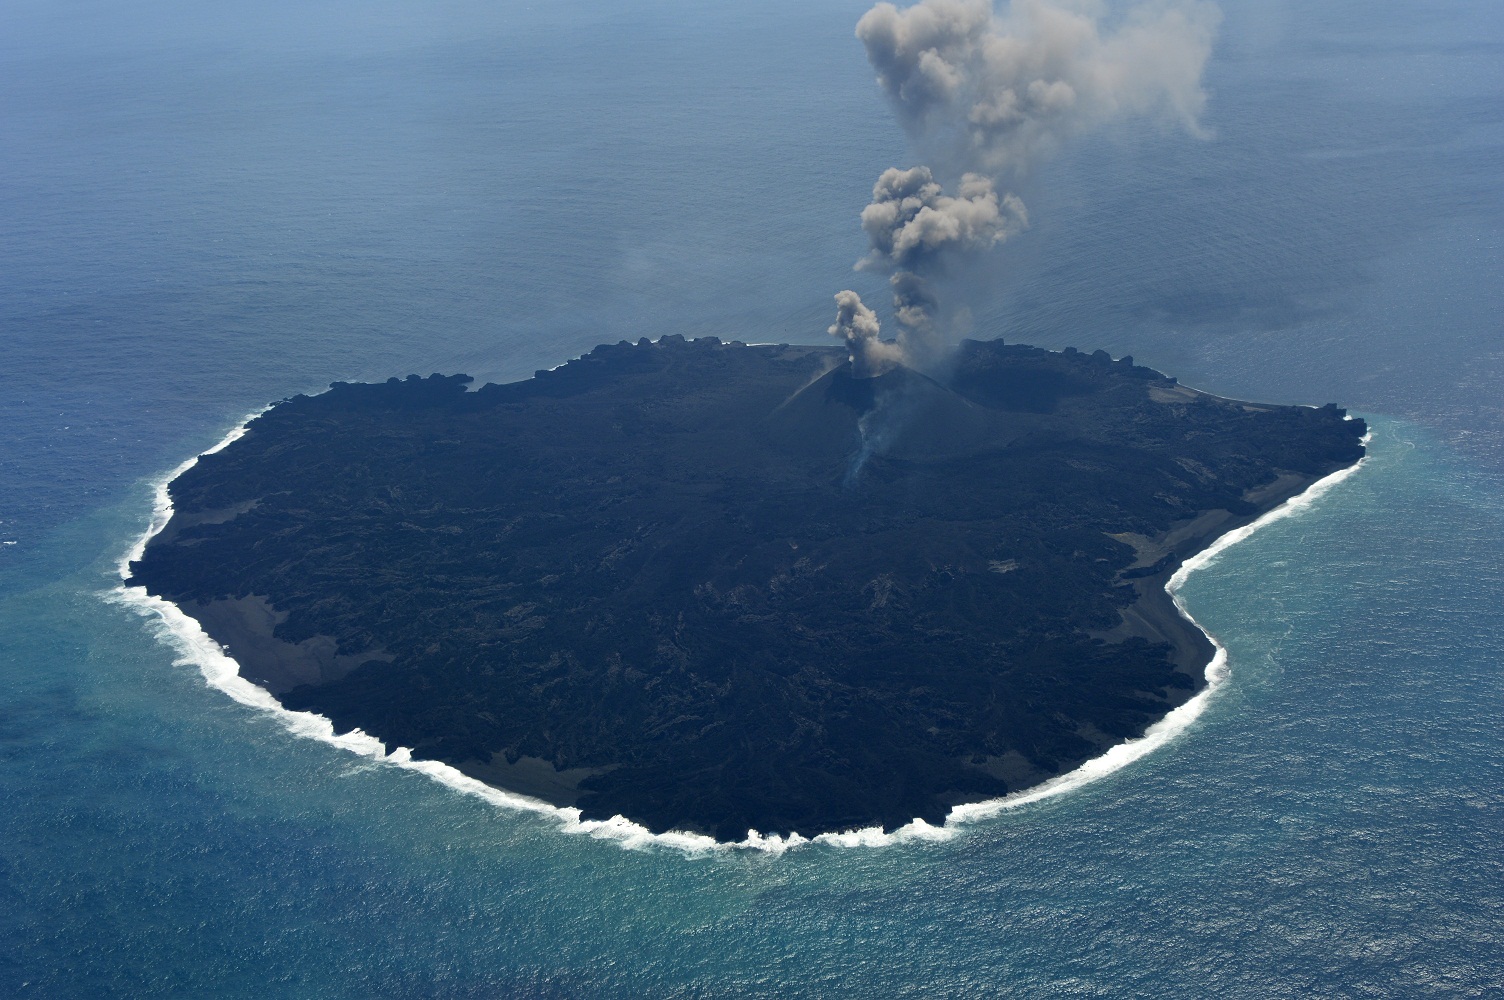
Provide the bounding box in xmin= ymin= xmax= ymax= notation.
xmin=109 ymin=412 xmax=1372 ymax=854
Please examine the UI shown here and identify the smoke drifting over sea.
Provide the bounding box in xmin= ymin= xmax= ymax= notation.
xmin=831 ymin=0 xmax=1220 ymax=374
xmin=858 ymin=0 xmax=1219 ymax=174
xmin=859 ymin=167 xmax=1026 ymax=273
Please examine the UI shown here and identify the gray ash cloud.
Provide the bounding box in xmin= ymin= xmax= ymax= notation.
xmin=833 ymin=0 xmax=1219 ymax=366
xmin=829 ymin=289 xmax=905 ymax=377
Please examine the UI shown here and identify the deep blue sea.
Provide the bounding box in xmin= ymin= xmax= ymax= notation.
xmin=3 ymin=0 xmax=1501 ymax=995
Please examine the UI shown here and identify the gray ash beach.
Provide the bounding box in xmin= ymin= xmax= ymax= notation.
xmin=127 ymin=337 xmax=1367 ymax=840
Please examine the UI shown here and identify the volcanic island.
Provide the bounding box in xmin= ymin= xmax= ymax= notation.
xmin=128 ymin=336 xmax=1366 ymax=839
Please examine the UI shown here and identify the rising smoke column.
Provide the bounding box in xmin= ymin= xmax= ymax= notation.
xmin=833 ymin=0 xmax=1219 ymax=366
xmin=830 ymin=167 xmax=1024 ymax=374
xmin=829 ymin=290 xmax=907 ymax=377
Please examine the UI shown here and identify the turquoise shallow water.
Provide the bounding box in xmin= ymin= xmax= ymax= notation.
xmin=3 ymin=0 xmax=1501 ymax=994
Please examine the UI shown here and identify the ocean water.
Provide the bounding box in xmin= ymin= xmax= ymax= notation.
xmin=2 ymin=0 xmax=1501 ymax=995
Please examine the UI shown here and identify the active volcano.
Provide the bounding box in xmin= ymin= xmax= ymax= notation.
xmin=127 ymin=336 xmax=1366 ymax=839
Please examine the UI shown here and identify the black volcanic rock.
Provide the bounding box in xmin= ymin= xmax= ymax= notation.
xmin=128 ymin=337 xmax=1366 ymax=839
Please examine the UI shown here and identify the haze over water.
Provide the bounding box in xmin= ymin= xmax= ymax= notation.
xmin=2 ymin=0 xmax=1500 ymax=995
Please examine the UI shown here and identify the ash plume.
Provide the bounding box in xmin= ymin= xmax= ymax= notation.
xmin=854 ymin=166 xmax=1026 ymax=350
xmin=836 ymin=0 xmax=1219 ymax=360
xmin=859 ymin=167 xmax=1026 ymax=271
xmin=856 ymin=0 xmax=1220 ymax=175
xmin=829 ymin=290 xmax=905 ymax=377
xmin=889 ymin=271 xmax=940 ymax=335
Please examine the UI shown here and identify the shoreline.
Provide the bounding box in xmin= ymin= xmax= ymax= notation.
xmin=108 ymin=409 xmax=1370 ymax=854
xmin=1107 ymin=466 xmax=1358 ymax=691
